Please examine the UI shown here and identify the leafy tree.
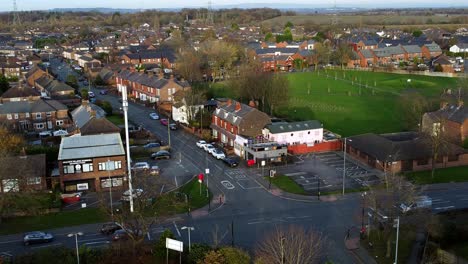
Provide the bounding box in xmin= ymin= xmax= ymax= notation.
xmin=94 ymin=74 xmax=106 ymax=86
xmin=200 ymin=250 xmax=225 ymax=264
xmin=284 ymin=21 xmax=294 ymax=28
xmin=332 ymin=43 xmax=353 ymax=69
xmin=264 ymin=32 xmax=274 ymax=42
xmin=187 ymin=243 xmax=211 ymax=264
xmin=0 ymin=75 xmax=10 ymax=95
xmin=65 ymin=74 xmax=78 ymax=89
xmin=218 ymin=247 xmax=250 ymax=264
xmin=412 ymin=30 xmax=423 ymax=37
xmin=95 ymin=100 xmax=113 ymax=115
xmin=175 ymin=47 xmax=203 ymax=83
xmin=155 ymin=229 xmax=175 ymax=258
xmin=81 ymin=88 xmax=89 ymax=100
xmin=231 ymin=23 xmax=240 ymax=30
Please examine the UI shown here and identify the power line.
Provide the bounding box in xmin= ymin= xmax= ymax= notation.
xmin=12 ymin=0 xmax=21 ymax=25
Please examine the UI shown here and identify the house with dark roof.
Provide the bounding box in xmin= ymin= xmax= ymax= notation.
xmin=71 ymin=101 xmax=107 ymax=130
xmin=211 ymin=99 xmax=271 ymax=147
xmin=401 ymin=45 xmax=422 ymax=61
xmin=34 ymin=75 xmax=75 ymax=98
xmin=0 ymin=99 xmax=71 ymax=133
xmin=422 ymin=101 xmax=468 ymax=144
xmin=263 ymin=120 xmax=323 ymax=145
xmin=0 ymin=84 xmax=41 ymax=102
xmin=357 ymin=49 xmax=376 ymax=67
xmin=346 ymin=132 xmax=468 ymax=173
xmin=120 ymin=49 xmax=176 ymax=68
xmin=432 ymin=55 xmax=455 ymax=73
xmin=115 ymin=70 xmax=190 ymax=103
xmin=0 ymin=154 xmax=47 ymax=193
xmin=79 ymin=118 xmax=120 ymax=136
xmin=421 ymin=43 xmax=442 ymax=59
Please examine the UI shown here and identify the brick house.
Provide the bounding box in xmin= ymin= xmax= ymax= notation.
xmin=372 ymin=46 xmax=406 ymax=65
xmin=421 ymin=43 xmax=442 ymax=59
xmin=401 ymin=45 xmax=422 ymax=61
xmin=115 ymin=70 xmax=190 ymax=103
xmin=0 ymin=154 xmax=47 ymax=193
xmin=432 ymin=55 xmax=455 ymax=73
xmin=357 ymin=49 xmax=376 ymax=67
xmin=58 ymin=133 xmax=127 ymax=192
xmin=0 ymin=62 xmax=21 ymax=78
xmin=211 ymin=100 xmax=271 ymax=147
xmin=120 ymin=49 xmax=176 ymax=68
xmin=422 ymin=102 xmax=468 ymax=144
xmin=0 ymin=85 xmax=41 ymax=102
xmin=347 ymin=51 xmax=362 ymax=68
xmin=34 ymin=75 xmax=75 ymax=98
xmin=346 ymin=132 xmax=468 ymax=173
xmin=25 ymin=66 xmax=49 ymax=87
xmin=0 ymin=99 xmax=72 ymax=133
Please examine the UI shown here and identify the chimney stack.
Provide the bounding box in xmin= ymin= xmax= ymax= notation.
xmin=227 ymin=99 xmax=232 ymax=106
xmin=248 ymin=100 xmax=256 ymax=108
xmin=235 ymin=101 xmax=241 ymax=111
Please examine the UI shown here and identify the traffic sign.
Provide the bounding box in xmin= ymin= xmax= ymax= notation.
xmin=198 ymin=173 xmax=204 ymax=183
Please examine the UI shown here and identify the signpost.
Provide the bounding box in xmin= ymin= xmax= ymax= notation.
xmin=166 ymin=238 xmax=183 ymax=264
xmin=198 ymin=173 xmax=204 ymax=196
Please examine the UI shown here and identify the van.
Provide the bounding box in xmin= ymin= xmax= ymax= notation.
xmin=399 ymin=196 xmax=432 ymax=213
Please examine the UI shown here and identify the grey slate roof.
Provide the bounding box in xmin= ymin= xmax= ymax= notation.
xmin=266 ymin=120 xmax=322 ymax=134
xmin=71 ymin=103 xmax=107 ymax=128
xmin=426 ymin=105 xmax=468 ymax=124
xmin=373 ymin=46 xmax=406 ymax=57
xmin=424 ymin=43 xmax=442 ymax=52
xmin=402 ymin=45 xmax=421 ymax=54
xmin=360 ymin=49 xmax=374 ymax=59
xmin=0 ymin=99 xmax=67 ymax=114
xmin=255 ymin=48 xmax=298 ymax=56
xmin=58 ymin=133 xmax=125 ymax=160
xmin=1 ymin=86 xmax=40 ymax=98
xmin=117 ymin=70 xmax=190 ymax=88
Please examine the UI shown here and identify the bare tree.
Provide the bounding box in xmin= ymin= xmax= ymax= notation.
xmin=332 ymin=42 xmax=353 ymax=69
xmin=255 ymin=226 xmax=324 ymax=264
xmin=175 ymin=47 xmax=203 ymax=83
xmin=199 ymin=40 xmax=239 ymax=82
xmin=421 ymin=115 xmax=450 ymax=179
xmin=398 ymin=91 xmax=430 ymax=131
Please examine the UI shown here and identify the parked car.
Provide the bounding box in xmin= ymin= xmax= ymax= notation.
xmin=23 ymin=231 xmax=54 ymax=246
xmin=131 ymin=162 xmax=150 ymax=171
xmin=203 ymin=144 xmax=215 ymax=152
xmin=151 ymin=150 xmax=171 ymax=160
xmin=169 ymin=123 xmax=177 ymax=130
xmin=100 ymin=222 xmax=122 ymax=235
xmin=149 ymin=112 xmax=160 ymax=120
xmin=211 ymin=148 xmax=226 ymax=159
xmin=399 ymin=196 xmax=432 ymax=213
xmin=150 ymin=165 xmax=160 ymax=175
xmin=121 ymin=189 xmax=143 ymax=201
xmin=143 ymin=143 xmax=161 ymax=149
xmin=112 ymin=229 xmax=143 ymax=241
xmin=160 ymin=119 xmax=168 ymax=126
xmin=223 ymin=156 xmax=239 ymax=167
xmin=196 ymin=140 xmax=207 ymax=148
xmin=99 ymin=89 xmax=108 ymax=95
xmin=88 ymin=91 xmax=95 ymax=98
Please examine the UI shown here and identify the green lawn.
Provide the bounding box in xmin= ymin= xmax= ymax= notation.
xmin=365 ymin=227 xmax=416 ymax=264
xmin=0 ymin=208 xmax=108 ymax=235
xmin=267 ymin=175 xmax=307 ymax=195
xmin=406 ymin=166 xmax=468 ymax=184
xmin=106 ymin=115 xmax=124 ymax=126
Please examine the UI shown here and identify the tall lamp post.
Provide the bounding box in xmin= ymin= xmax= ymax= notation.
xmin=106 ymin=159 xmax=115 ymax=219
xmin=67 ymin=232 xmax=83 ymax=264
xmin=121 ymin=85 xmax=134 ymax=213
xmin=342 ymin=138 xmax=352 ymax=195
xmin=181 ymin=226 xmax=195 ymax=252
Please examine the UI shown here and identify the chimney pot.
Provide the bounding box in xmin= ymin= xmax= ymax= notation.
xmin=227 ymin=99 xmax=232 ymax=106
xmin=235 ymin=102 xmax=241 ymax=111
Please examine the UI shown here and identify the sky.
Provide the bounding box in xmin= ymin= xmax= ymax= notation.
xmin=1 ymin=0 xmax=464 ymax=12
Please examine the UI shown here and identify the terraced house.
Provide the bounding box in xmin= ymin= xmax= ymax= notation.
xmin=115 ymin=70 xmax=190 ymax=103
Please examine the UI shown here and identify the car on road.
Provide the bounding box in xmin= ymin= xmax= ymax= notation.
xmin=151 ymin=150 xmax=171 ymax=160
xmin=222 ymin=156 xmax=239 ymax=167
xmin=121 ymin=189 xmax=143 ymax=201
xmin=143 ymin=143 xmax=161 ymax=149
xmin=149 ymin=112 xmax=160 ymax=120
xmin=399 ymin=196 xmax=432 ymax=213
xmin=23 ymin=231 xmax=54 ymax=246
xmin=131 ymin=162 xmax=150 ymax=171
xmin=169 ymin=123 xmax=177 ymax=130
xmin=203 ymin=144 xmax=215 ymax=154
xmin=150 ymin=165 xmax=160 ymax=175
xmin=160 ymin=119 xmax=168 ymax=126
xmin=196 ymin=140 xmax=207 ymax=148
xmin=111 ymin=229 xmax=143 ymax=241
xmin=88 ymin=91 xmax=95 ymax=98
xmin=99 ymin=89 xmax=108 ymax=95
xmin=100 ymin=222 xmax=122 ymax=235
xmin=211 ymin=148 xmax=226 ymax=159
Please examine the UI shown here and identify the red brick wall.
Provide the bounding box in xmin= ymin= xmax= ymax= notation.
xmin=287 ymin=140 xmax=341 ymax=155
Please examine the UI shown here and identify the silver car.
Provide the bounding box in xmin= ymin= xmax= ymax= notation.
xmin=23 ymin=231 xmax=54 ymax=246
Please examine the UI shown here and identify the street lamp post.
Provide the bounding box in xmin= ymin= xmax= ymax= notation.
xmin=395 ymin=216 xmax=400 ymax=264
xmin=121 ymin=85 xmax=134 ymax=213
xmin=106 ymin=159 xmax=115 ymax=219
xmin=67 ymin=232 xmax=83 ymax=264
xmin=181 ymin=226 xmax=195 ymax=252
xmin=342 ymin=138 xmax=352 ymax=195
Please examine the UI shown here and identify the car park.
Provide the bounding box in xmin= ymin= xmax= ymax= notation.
xmin=121 ymin=189 xmax=143 ymax=201
xmin=151 ymin=150 xmax=171 ymax=160
xmin=100 ymin=222 xmax=122 ymax=235
xmin=160 ymin=119 xmax=168 ymax=126
xmin=149 ymin=113 xmax=160 ymax=120
xmin=211 ymin=148 xmax=226 ymax=159
xmin=222 ymin=156 xmax=239 ymax=167
xmin=196 ymin=140 xmax=207 ymax=148
xmin=131 ymin=162 xmax=150 ymax=171
xmin=23 ymin=231 xmax=54 ymax=246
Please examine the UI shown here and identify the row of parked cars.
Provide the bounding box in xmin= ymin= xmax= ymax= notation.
xmin=196 ymin=140 xmax=239 ymax=167
xmin=149 ymin=112 xmax=178 ymax=130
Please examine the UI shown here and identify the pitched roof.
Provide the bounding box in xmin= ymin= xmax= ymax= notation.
xmin=80 ymin=117 xmax=120 ymax=136
xmin=0 ymin=99 xmax=67 ymax=114
xmin=266 ymin=120 xmax=322 ymax=134
xmin=401 ymin=45 xmax=421 ymax=54
xmin=360 ymin=49 xmax=374 ymax=59
xmin=424 ymin=43 xmax=442 ymax=52
xmin=0 ymin=154 xmax=46 ymax=179
xmin=426 ymin=105 xmax=468 ymax=124
xmin=255 ymin=48 xmax=299 ymax=56
xmin=1 ymin=86 xmax=40 ymax=98
xmin=58 ymin=133 xmax=125 ymax=160
xmin=71 ymin=103 xmax=107 ymax=128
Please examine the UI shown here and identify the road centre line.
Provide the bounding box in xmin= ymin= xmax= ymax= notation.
xmin=31 ymin=243 xmax=62 ymax=249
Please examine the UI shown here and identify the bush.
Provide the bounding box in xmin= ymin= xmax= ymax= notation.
xmin=154 ymin=229 xmax=175 ymax=259
xmin=218 ymin=247 xmax=250 ymax=264
xmin=96 ymin=100 xmax=113 ymax=115
xmin=187 ymin=243 xmax=211 ymax=264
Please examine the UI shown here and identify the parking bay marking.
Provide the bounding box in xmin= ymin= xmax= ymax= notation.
xmin=221 ymin=180 xmax=235 ymax=190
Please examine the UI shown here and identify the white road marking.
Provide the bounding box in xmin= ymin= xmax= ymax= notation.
xmin=84 ymin=241 xmax=110 ymax=246
xmin=173 ymin=221 xmax=181 ymax=237
xmin=215 ymin=164 xmax=223 ymax=170
xmin=79 ymin=238 xmax=109 ymax=243
xmin=221 ymin=180 xmax=235 ymax=190
xmin=285 ymin=172 xmax=307 ymax=177
xmin=174 ymin=176 xmax=178 ymax=187
xmin=432 ymin=200 xmax=451 ymax=205
xmin=434 ymin=206 xmax=455 ymax=210
xmin=31 ymin=243 xmax=62 ymax=249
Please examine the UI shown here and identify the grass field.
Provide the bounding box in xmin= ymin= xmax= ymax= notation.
xmin=276 ymin=70 xmax=458 ymax=136
xmin=406 ymin=166 xmax=468 ymax=184
xmin=266 ymin=175 xmax=307 ymax=195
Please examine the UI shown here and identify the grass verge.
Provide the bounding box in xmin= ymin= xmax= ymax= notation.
xmin=0 ymin=208 xmax=108 ymax=235
xmin=364 ymin=227 xmax=416 ymax=264
xmin=107 ymin=114 xmax=124 ymax=126
xmin=266 ymin=175 xmax=307 ymax=195
xmin=321 ymin=186 xmax=370 ymax=196
xmin=405 ymin=166 xmax=468 ymax=184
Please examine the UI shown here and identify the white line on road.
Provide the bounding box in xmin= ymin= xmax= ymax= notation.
xmin=79 ymin=238 xmax=109 ymax=243
xmin=215 ymin=164 xmax=223 ymax=170
xmin=285 ymin=172 xmax=307 ymax=176
xmin=434 ymin=206 xmax=455 ymax=210
xmin=432 ymin=200 xmax=451 ymax=205
xmin=174 ymin=176 xmax=178 ymax=188
xmin=84 ymin=241 xmax=110 ymax=246
xmin=31 ymin=243 xmax=62 ymax=249
xmin=173 ymin=221 xmax=181 ymax=237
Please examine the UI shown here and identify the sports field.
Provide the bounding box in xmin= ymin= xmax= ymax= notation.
xmin=276 ymin=70 xmax=458 ymax=136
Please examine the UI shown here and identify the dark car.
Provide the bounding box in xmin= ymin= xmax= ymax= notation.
xmin=151 ymin=150 xmax=171 ymax=160
xmin=23 ymin=231 xmax=54 ymax=246
xmin=112 ymin=229 xmax=143 ymax=241
xmin=99 ymin=89 xmax=108 ymax=95
xmin=223 ymin=156 xmax=239 ymax=167
xmin=169 ymin=123 xmax=177 ymax=130
xmin=100 ymin=222 xmax=122 ymax=235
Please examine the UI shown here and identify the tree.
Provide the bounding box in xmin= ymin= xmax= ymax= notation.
xmin=332 ymin=43 xmax=353 ymax=69
xmin=81 ymin=88 xmax=89 ymax=100
xmin=95 ymin=100 xmax=113 ymax=115
xmin=255 ymin=226 xmax=324 ymax=264
xmin=200 ymin=250 xmax=225 ymax=264
xmin=284 ymin=21 xmax=294 ymax=28
xmin=199 ymin=40 xmax=238 ymax=83
xmin=264 ymin=32 xmax=274 ymax=42
xmin=0 ymin=75 xmax=10 ymax=95
xmin=218 ymin=247 xmax=250 ymax=264
xmin=187 ymin=243 xmax=211 ymax=264
xmin=314 ymin=42 xmax=331 ymax=70
xmin=65 ymin=74 xmax=78 ymax=89
xmin=94 ymin=74 xmax=106 ymax=86
xmin=412 ymin=30 xmax=423 ymax=37
xmin=175 ymin=47 xmax=203 ymax=83
xmin=398 ymin=91 xmax=430 ymax=130
xmin=421 ymin=115 xmax=450 ymax=179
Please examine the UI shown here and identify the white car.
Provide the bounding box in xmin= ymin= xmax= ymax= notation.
xmin=211 ymin=148 xmax=226 ymax=159
xmin=149 ymin=112 xmax=159 ymax=120
xmin=131 ymin=162 xmax=150 ymax=171
xmin=121 ymin=189 xmax=143 ymax=201
xmin=203 ymin=144 xmax=215 ymax=153
xmin=196 ymin=140 xmax=207 ymax=148
xmin=88 ymin=91 xmax=95 ymax=98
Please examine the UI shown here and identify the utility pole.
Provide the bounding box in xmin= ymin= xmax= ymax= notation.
xmin=395 ymin=217 xmax=400 ymax=264
xmin=122 ymin=86 xmax=134 ymax=213
xmin=12 ymin=0 xmax=21 ymax=26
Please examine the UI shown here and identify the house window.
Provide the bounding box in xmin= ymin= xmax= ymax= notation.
xmin=417 ymin=159 xmax=429 ymax=166
xmin=114 ymin=161 xmax=122 ymax=169
xmin=46 ymin=112 xmax=52 ymax=117
xmin=14 ymin=113 xmax=19 ymax=119
xmin=98 ymin=162 xmax=106 ymax=171
xmin=26 ymin=113 xmax=30 ymax=118
xmin=7 ymin=114 xmax=12 ymax=120
xmin=2 ymin=179 xmax=19 ymax=192
xmin=82 ymin=163 xmax=93 ymax=172
xmin=63 ymin=165 xmax=75 ymax=174
xmin=56 ymin=120 xmax=64 ymax=126
xmin=36 ymin=113 xmax=42 ymax=119
xmin=27 ymin=177 xmax=42 ymax=185
xmin=35 ymin=123 xmax=44 ymax=129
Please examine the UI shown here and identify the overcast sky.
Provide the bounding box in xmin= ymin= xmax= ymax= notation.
xmin=2 ymin=0 xmax=464 ymax=11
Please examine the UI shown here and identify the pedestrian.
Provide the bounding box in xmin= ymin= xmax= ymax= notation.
xmin=219 ymin=195 xmax=222 ymax=204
